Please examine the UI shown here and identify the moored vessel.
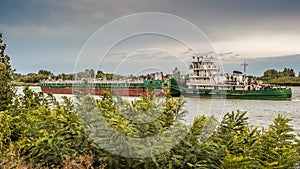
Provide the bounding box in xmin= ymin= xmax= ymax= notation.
xmin=40 ymin=77 xmax=170 ymax=97
xmin=170 ymin=54 xmax=292 ymax=100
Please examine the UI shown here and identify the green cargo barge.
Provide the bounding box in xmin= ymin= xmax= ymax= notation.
xmin=41 ymin=79 xmax=170 ymax=97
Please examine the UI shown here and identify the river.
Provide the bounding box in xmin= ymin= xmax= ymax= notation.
xmin=17 ymin=86 xmax=300 ymax=133
xmin=184 ymin=87 xmax=300 ymax=134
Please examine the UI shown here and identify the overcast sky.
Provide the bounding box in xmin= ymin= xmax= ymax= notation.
xmin=1 ymin=0 xmax=300 ymax=76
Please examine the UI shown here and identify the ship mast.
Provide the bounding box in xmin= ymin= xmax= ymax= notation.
xmin=241 ymin=60 xmax=248 ymax=80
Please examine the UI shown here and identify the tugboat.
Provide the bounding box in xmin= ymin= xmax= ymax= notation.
xmin=170 ymin=54 xmax=292 ymax=100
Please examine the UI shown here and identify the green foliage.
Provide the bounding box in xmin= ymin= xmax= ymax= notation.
xmin=260 ymin=67 xmax=300 ymax=85
xmin=56 ymin=73 xmax=74 ymax=80
xmin=77 ymin=93 xmax=188 ymax=168
xmin=0 ymin=87 xmax=102 ymax=167
xmin=0 ymin=33 xmax=15 ymax=111
xmin=14 ymin=68 xmax=123 ymax=83
xmin=1 ymin=86 xmax=300 ymax=168
xmin=96 ymin=70 xmax=105 ymax=79
xmin=213 ymin=111 xmax=261 ymax=168
xmin=264 ymin=76 xmax=300 ymax=86
xmin=263 ymin=68 xmax=295 ymax=79
xmin=17 ymin=69 xmax=73 ymax=83
xmin=253 ymin=114 xmax=300 ymax=168
xmin=18 ymin=72 xmax=52 ymax=83
xmin=76 ymin=95 xmax=300 ymax=169
xmin=183 ymin=110 xmax=300 ymax=169
xmin=38 ymin=69 xmax=53 ymax=76
xmin=169 ymin=116 xmax=223 ymax=169
xmin=95 ymin=70 xmax=122 ymax=80
xmin=0 ymin=111 xmax=18 ymax=162
xmin=263 ymin=69 xmax=279 ymax=78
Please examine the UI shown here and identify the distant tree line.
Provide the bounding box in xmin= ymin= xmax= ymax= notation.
xmin=261 ymin=68 xmax=296 ymax=79
xmin=13 ymin=69 xmax=124 ymax=83
xmin=14 ymin=69 xmax=171 ymax=84
xmin=258 ymin=68 xmax=300 ymax=86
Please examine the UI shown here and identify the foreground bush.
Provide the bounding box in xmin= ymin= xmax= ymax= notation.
xmin=0 ymin=87 xmax=104 ymax=167
xmin=0 ymin=33 xmax=15 ymax=111
xmin=0 ymin=88 xmax=299 ymax=168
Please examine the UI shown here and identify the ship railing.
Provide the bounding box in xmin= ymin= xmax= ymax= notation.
xmin=92 ymin=80 xmax=144 ymax=84
xmin=41 ymin=80 xmax=145 ymax=84
xmin=186 ymin=83 xmax=213 ymax=86
xmin=193 ymin=67 xmax=218 ymax=70
xmin=189 ymin=75 xmax=211 ymax=78
xmin=186 ymin=82 xmax=212 ymax=86
xmin=41 ymin=80 xmax=83 ymax=84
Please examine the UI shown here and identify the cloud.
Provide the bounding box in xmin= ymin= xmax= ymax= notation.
xmin=1 ymin=0 xmax=300 ymax=74
xmin=223 ymin=54 xmax=300 ymax=76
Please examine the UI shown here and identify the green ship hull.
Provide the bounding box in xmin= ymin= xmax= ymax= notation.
xmin=180 ymin=88 xmax=292 ymax=100
xmin=170 ymin=78 xmax=292 ymax=100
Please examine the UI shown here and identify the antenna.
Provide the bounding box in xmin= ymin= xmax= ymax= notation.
xmin=241 ymin=60 xmax=248 ymax=79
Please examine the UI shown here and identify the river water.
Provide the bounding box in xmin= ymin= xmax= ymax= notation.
xmin=18 ymin=86 xmax=300 ymax=133
xmin=184 ymin=87 xmax=300 ymax=134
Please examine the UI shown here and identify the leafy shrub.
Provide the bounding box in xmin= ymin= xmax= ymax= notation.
xmin=0 ymin=33 xmax=15 ymax=111
xmin=1 ymin=85 xmax=300 ymax=168
xmin=0 ymin=87 xmax=103 ymax=167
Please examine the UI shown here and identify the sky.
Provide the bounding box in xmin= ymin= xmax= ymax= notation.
xmin=0 ymin=0 xmax=300 ymax=76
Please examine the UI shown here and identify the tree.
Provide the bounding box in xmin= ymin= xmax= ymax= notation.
xmin=263 ymin=69 xmax=278 ymax=78
xmin=0 ymin=32 xmax=15 ymax=111
xmin=38 ymin=69 xmax=53 ymax=76
xmin=86 ymin=69 xmax=95 ymax=78
xmin=282 ymin=68 xmax=295 ymax=77
xmin=96 ymin=70 xmax=105 ymax=79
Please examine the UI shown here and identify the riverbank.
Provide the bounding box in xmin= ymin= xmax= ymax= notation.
xmin=263 ymin=77 xmax=300 ymax=86
xmin=11 ymin=81 xmax=39 ymax=86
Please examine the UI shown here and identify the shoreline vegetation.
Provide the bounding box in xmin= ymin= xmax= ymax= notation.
xmin=257 ymin=68 xmax=300 ymax=86
xmin=264 ymin=77 xmax=300 ymax=86
xmin=11 ymin=81 xmax=39 ymax=86
xmin=1 ymin=33 xmax=300 ymax=168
